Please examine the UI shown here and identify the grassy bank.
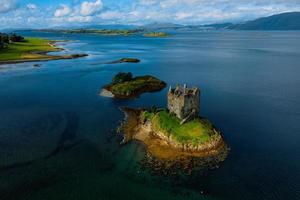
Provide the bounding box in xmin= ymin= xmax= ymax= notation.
xmin=0 ymin=38 xmax=88 ymax=64
xmin=0 ymin=38 xmax=57 ymax=61
xmin=143 ymin=110 xmax=214 ymax=145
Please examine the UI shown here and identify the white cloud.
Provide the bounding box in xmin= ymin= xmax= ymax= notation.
xmin=27 ymin=3 xmax=37 ymax=10
xmin=0 ymin=0 xmax=18 ymax=13
xmin=99 ymin=11 xmax=124 ymax=20
xmin=67 ymin=16 xmax=92 ymax=23
xmin=1 ymin=0 xmax=300 ymax=29
xmin=80 ymin=0 xmax=103 ymax=16
xmin=175 ymin=12 xmax=193 ymax=20
xmin=54 ymin=5 xmax=71 ymax=17
xmin=139 ymin=0 xmax=157 ymax=6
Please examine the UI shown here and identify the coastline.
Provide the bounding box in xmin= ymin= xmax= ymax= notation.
xmin=0 ymin=40 xmax=88 ymax=65
xmin=0 ymin=54 xmax=88 ymax=65
xmin=119 ymin=107 xmax=229 ymax=173
xmin=100 ymin=88 xmax=115 ymax=98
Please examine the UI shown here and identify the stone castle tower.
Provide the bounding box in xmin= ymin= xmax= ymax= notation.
xmin=167 ymin=84 xmax=200 ymax=121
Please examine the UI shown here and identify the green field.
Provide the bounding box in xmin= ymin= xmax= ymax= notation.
xmin=108 ymin=75 xmax=166 ymax=96
xmin=0 ymin=38 xmax=57 ymax=61
xmin=144 ymin=110 xmax=214 ymax=145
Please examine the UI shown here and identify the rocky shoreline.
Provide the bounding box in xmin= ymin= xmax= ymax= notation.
xmin=119 ymin=107 xmax=229 ymax=174
xmin=100 ymin=88 xmax=115 ymax=98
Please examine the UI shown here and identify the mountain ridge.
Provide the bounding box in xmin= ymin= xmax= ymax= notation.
xmin=229 ymin=12 xmax=300 ymax=30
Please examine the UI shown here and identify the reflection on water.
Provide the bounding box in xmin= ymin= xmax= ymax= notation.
xmin=0 ymin=31 xmax=300 ymax=200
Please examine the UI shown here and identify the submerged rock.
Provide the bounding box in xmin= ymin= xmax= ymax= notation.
xmin=33 ymin=64 xmax=42 ymax=67
xmin=107 ymin=58 xmax=140 ymax=64
xmin=69 ymin=54 xmax=88 ymax=58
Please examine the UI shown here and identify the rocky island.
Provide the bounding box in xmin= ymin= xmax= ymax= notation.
xmin=100 ymin=72 xmax=166 ymax=99
xmin=107 ymin=58 xmax=140 ymax=64
xmin=0 ymin=33 xmax=88 ymax=65
xmin=120 ymin=85 xmax=228 ymax=173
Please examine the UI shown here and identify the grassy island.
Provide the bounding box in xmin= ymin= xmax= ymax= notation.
xmin=38 ymin=29 xmax=144 ymax=36
xmin=0 ymin=37 xmax=87 ymax=64
xmin=143 ymin=32 xmax=170 ymax=37
xmin=120 ymin=107 xmax=228 ymax=173
xmin=101 ymin=72 xmax=166 ymax=99
xmin=143 ymin=110 xmax=214 ymax=145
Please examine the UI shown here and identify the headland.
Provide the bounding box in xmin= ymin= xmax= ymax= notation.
xmin=0 ymin=37 xmax=88 ymax=65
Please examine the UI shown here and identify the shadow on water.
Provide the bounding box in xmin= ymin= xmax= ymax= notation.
xmin=0 ymin=112 xmax=79 ymax=172
xmin=45 ymin=112 xmax=79 ymax=159
xmin=0 ymin=112 xmax=115 ymax=200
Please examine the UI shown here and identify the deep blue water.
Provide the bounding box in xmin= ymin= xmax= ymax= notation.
xmin=0 ymin=31 xmax=299 ymax=200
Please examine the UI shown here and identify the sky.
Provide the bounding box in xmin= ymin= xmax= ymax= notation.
xmin=0 ymin=0 xmax=300 ymax=28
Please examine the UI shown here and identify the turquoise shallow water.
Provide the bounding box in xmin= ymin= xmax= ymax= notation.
xmin=0 ymin=31 xmax=300 ymax=200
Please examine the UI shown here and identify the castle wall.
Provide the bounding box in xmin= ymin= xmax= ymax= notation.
xmin=168 ymin=88 xmax=200 ymax=120
xmin=168 ymin=92 xmax=185 ymax=119
xmin=182 ymin=91 xmax=200 ymax=119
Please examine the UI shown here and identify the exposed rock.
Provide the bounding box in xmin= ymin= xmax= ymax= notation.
xmin=106 ymin=58 xmax=140 ymax=64
xmin=119 ymin=107 xmax=229 ymax=175
xmin=100 ymin=88 xmax=115 ymax=98
xmin=33 ymin=64 xmax=41 ymax=67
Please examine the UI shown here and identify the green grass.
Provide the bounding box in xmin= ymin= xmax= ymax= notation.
xmin=145 ymin=110 xmax=214 ymax=145
xmin=109 ymin=76 xmax=165 ymax=96
xmin=143 ymin=32 xmax=170 ymax=37
xmin=0 ymin=38 xmax=56 ymax=61
xmin=142 ymin=110 xmax=155 ymax=121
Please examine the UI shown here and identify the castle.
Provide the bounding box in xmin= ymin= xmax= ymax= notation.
xmin=168 ymin=84 xmax=200 ymax=122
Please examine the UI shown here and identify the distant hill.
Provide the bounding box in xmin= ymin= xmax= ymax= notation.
xmin=141 ymin=22 xmax=234 ymax=31
xmin=141 ymin=22 xmax=183 ymax=31
xmin=82 ymin=24 xmax=137 ymax=30
xmin=229 ymin=12 xmax=300 ymax=30
xmin=13 ymin=12 xmax=300 ymax=33
xmin=200 ymin=23 xmax=234 ymax=29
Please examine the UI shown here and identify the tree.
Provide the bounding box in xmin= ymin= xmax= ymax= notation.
xmin=0 ymin=33 xmax=9 ymax=49
xmin=0 ymin=33 xmax=9 ymax=44
xmin=112 ymin=72 xmax=133 ymax=84
xmin=9 ymin=33 xmax=24 ymax=42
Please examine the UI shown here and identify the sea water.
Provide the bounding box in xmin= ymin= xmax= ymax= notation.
xmin=0 ymin=31 xmax=299 ymax=200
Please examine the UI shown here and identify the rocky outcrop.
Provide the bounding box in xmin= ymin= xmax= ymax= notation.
xmin=106 ymin=58 xmax=140 ymax=64
xmin=119 ymin=107 xmax=229 ymax=174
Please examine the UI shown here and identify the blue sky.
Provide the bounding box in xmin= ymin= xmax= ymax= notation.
xmin=0 ymin=0 xmax=300 ymax=28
